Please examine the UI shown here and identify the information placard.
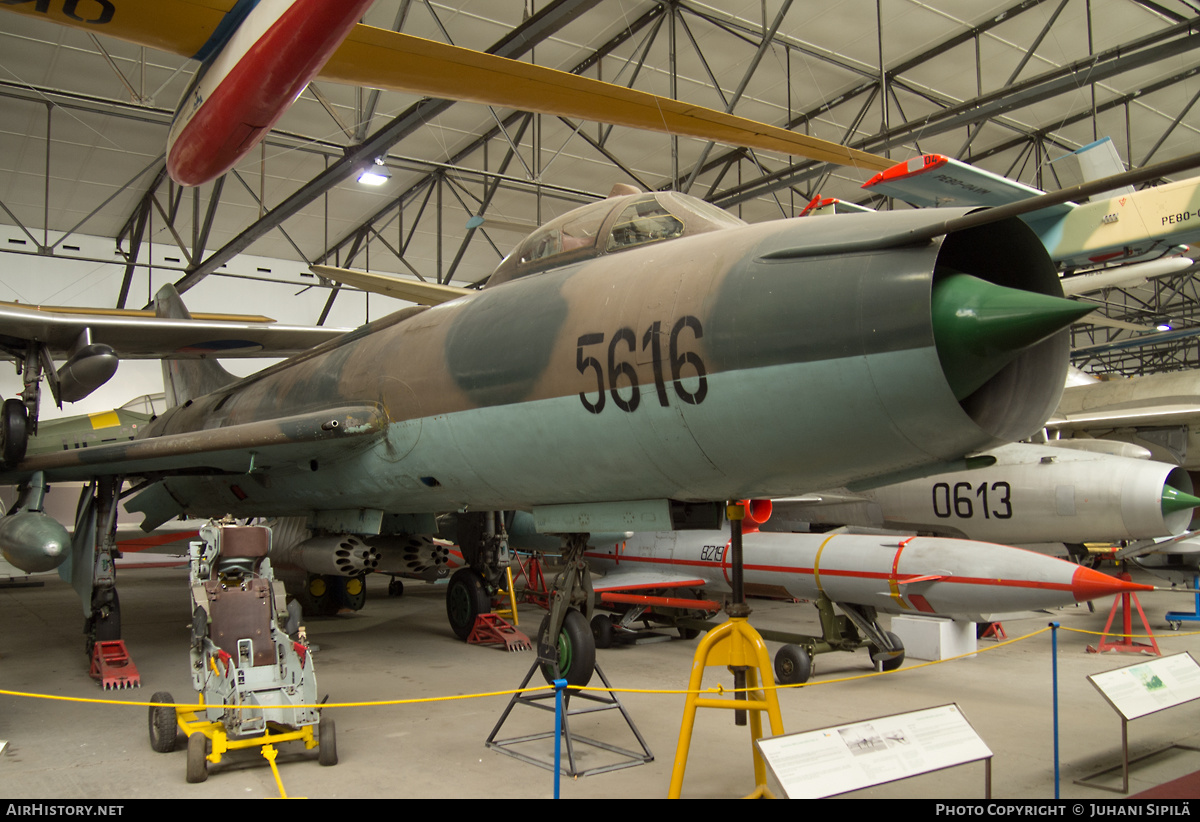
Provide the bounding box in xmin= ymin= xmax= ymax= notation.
xmin=1088 ymin=652 xmax=1200 ymax=721
xmin=755 ymin=703 xmax=991 ymax=799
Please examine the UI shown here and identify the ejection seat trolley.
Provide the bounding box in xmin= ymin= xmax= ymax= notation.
xmin=147 ymin=521 xmax=336 ymax=784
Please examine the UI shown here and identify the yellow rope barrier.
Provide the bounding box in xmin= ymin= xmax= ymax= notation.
xmin=5 ymin=617 xmax=1191 ymax=799
xmin=3 ymin=619 xmax=1193 ymax=710
xmin=1060 ymin=625 xmax=1200 ymax=637
xmin=0 ymin=623 xmax=1065 ymax=708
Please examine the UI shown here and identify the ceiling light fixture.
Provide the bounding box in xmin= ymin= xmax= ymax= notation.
xmin=358 ymin=157 xmax=390 ymax=186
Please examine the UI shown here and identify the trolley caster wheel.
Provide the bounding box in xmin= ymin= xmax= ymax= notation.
xmin=318 ymin=716 xmax=338 ymax=766
xmin=148 ymin=691 xmax=179 ymax=753
xmin=186 ymin=733 xmax=209 ymax=783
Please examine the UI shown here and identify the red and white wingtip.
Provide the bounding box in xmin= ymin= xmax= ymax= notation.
xmin=166 ymin=0 xmax=374 ymax=186
xmin=1070 ymin=566 xmax=1155 ymax=603
xmin=862 ymin=154 xmax=949 ymax=189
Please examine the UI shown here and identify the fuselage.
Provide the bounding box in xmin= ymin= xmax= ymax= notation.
xmin=134 ymin=194 xmax=1069 ymax=523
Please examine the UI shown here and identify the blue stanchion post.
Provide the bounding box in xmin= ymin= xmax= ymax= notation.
xmin=554 ymin=678 xmax=567 ymax=799
xmin=1050 ymin=621 xmax=1060 ymax=799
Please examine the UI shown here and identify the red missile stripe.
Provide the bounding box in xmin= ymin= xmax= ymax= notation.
xmin=117 ymin=529 xmax=199 ymax=551
xmin=600 ymin=592 xmax=720 ymax=610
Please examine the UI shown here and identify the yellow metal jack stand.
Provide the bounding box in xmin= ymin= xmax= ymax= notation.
xmin=494 ymin=566 xmax=521 ymax=625
xmin=667 ymin=616 xmax=785 ymax=799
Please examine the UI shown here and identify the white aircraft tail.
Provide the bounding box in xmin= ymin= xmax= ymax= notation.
xmin=1070 ymin=138 xmax=1135 ymax=199
xmin=154 ymin=284 xmax=239 ymax=406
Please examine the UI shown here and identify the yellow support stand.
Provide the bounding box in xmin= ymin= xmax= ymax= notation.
xmin=494 ymin=565 xmax=520 ymax=626
xmin=667 ymin=616 xmax=785 ymax=799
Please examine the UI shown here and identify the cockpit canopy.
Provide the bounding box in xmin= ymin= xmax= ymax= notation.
xmin=487 ymin=191 xmax=746 ymax=287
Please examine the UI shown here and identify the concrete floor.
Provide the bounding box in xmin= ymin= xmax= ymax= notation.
xmin=3 ymin=562 xmax=1200 ymax=800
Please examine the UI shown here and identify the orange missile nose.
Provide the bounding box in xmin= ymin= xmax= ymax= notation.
xmin=1070 ymin=566 xmax=1156 ymax=603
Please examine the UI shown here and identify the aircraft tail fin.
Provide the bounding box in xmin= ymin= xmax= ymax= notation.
xmin=154 ymin=284 xmax=239 ymax=406
xmin=1070 ymin=138 xmax=1135 ymax=199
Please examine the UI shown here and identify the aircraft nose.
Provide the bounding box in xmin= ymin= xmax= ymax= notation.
xmin=931 ymin=273 xmax=1094 ymax=401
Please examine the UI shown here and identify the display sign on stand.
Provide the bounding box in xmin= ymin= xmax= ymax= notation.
xmin=1079 ymin=652 xmax=1200 ymax=793
xmin=755 ymin=703 xmax=992 ymax=798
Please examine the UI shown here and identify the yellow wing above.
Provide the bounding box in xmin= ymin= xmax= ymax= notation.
xmin=324 ymin=26 xmax=892 ymax=172
xmin=4 ymin=0 xmax=891 ymax=172
xmin=311 ymin=265 xmax=472 ymax=306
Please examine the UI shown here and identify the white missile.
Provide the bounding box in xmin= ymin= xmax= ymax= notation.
xmin=583 ymin=526 xmax=1154 ymax=623
xmin=1059 ymin=257 xmax=1194 ymax=296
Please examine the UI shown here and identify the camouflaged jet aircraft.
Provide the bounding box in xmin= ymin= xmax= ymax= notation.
xmin=0 ymin=181 xmax=1098 ymax=682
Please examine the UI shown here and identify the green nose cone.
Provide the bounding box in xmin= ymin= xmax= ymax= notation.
xmin=932 ymin=273 xmax=1094 ymax=401
xmin=1161 ymin=485 xmax=1200 ymax=517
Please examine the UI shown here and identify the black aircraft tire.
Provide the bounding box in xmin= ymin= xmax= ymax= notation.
xmin=318 ymin=716 xmax=338 ymax=766
xmin=591 ymin=613 xmax=614 ymax=649
xmin=538 ymin=609 xmax=595 ymax=689
xmin=774 ymin=644 xmax=812 ymax=685
xmin=87 ymin=590 xmax=122 ymax=656
xmin=446 ymin=568 xmax=490 ymax=640
xmin=869 ymin=631 xmax=905 ymax=672
xmin=186 ymin=733 xmax=209 ymax=783
xmin=0 ymin=398 xmax=28 ymax=468
xmin=148 ymin=692 xmax=178 ymax=753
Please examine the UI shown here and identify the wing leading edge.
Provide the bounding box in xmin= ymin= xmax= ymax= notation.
xmin=0 ymin=404 xmax=387 ymax=486
xmin=2 ymin=0 xmax=891 ymax=172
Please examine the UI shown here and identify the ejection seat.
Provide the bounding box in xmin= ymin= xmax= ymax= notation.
xmin=148 ymin=521 xmax=335 ymax=786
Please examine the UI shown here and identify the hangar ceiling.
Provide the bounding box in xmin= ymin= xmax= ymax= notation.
xmin=1 ymin=0 xmax=1199 ymax=377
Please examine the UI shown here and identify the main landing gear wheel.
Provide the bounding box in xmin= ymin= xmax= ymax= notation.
xmin=85 ymin=590 xmax=122 ymax=656
xmin=538 ymin=609 xmax=595 ymax=689
xmin=0 ymin=398 xmax=28 ymax=468
xmin=774 ymin=644 xmax=813 ymax=685
xmin=868 ymin=631 xmax=905 ymax=672
xmin=591 ymin=613 xmax=614 ymax=649
xmin=446 ymin=568 xmax=491 ymax=640
xmin=186 ymin=732 xmax=209 ymax=783
xmin=148 ymin=691 xmax=179 ymax=753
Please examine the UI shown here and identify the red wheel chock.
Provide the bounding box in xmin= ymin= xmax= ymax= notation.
xmin=89 ymin=640 xmax=141 ymax=690
xmin=467 ymin=614 xmax=532 ymax=652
